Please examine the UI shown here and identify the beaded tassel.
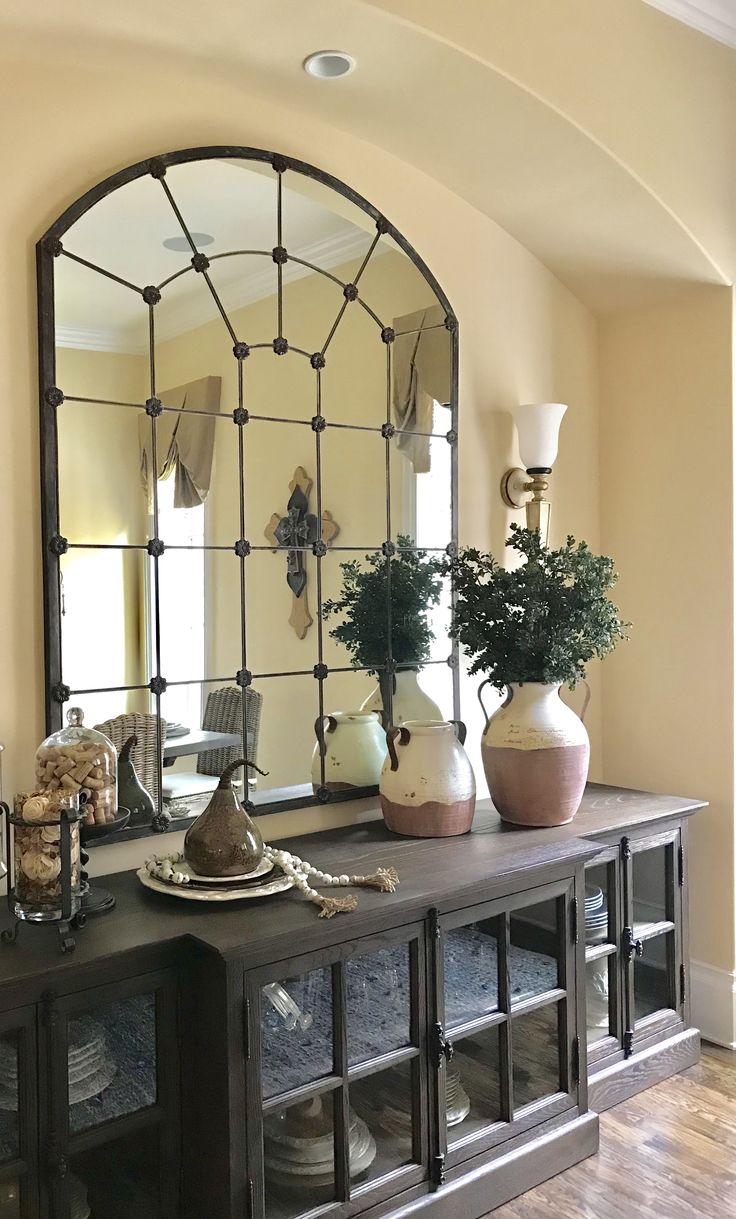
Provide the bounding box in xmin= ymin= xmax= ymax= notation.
xmin=263 ymin=847 xmax=399 ymax=917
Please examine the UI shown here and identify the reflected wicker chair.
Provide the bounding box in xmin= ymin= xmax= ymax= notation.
xmin=161 ymin=686 xmax=262 ymax=803
xmin=95 ymin=712 xmax=164 ymax=805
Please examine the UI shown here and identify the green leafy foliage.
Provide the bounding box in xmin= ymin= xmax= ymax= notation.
xmin=322 ymin=537 xmax=444 ymax=673
xmin=445 ymin=525 xmax=629 ymax=691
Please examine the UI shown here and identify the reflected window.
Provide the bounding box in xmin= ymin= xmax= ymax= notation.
xmin=149 ymin=473 xmax=205 ymax=728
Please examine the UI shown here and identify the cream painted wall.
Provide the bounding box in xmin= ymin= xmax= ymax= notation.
xmin=0 ymin=58 xmax=601 ymax=880
xmin=599 ymin=285 xmax=735 ymax=979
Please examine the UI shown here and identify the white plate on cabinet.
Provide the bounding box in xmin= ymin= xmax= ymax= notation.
xmin=137 ymin=866 xmax=294 ymax=902
xmin=178 ymin=856 xmax=275 ymax=885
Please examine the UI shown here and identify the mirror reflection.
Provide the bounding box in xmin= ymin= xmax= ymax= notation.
xmin=50 ymin=154 xmax=456 ymax=831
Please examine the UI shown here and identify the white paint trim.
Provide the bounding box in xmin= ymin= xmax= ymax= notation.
xmin=56 ymin=228 xmax=387 ymax=355
xmin=642 ymin=0 xmax=736 ymax=48
xmin=690 ymin=959 xmax=736 ymax=1047
xmin=55 ymin=324 xmax=147 ymax=356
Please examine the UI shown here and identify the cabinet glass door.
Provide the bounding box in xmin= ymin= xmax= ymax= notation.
xmin=49 ymin=970 xmax=179 ymax=1219
xmin=250 ymin=927 xmax=427 ymax=1218
xmin=437 ymin=880 xmax=577 ymax=1169
xmin=0 ymin=1007 xmax=37 ymax=1219
xmin=583 ymin=851 xmax=621 ymax=1060
xmin=624 ymin=832 xmax=683 ymax=1045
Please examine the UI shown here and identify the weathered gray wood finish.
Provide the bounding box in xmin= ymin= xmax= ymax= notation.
xmin=0 ymin=783 xmax=705 ymax=1218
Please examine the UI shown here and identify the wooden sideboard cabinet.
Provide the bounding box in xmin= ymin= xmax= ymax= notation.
xmin=0 ymin=784 xmax=704 ymax=1219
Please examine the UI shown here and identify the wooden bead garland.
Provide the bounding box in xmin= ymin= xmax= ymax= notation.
xmin=144 ymin=846 xmax=399 ymax=919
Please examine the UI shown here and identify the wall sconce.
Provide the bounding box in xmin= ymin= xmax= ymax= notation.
xmin=500 ymin=403 xmax=567 ymax=544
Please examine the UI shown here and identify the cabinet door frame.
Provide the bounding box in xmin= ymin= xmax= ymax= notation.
xmin=583 ymin=845 xmax=624 ymax=1069
xmin=244 ymin=920 xmax=429 ymax=1219
xmin=432 ymin=875 xmax=581 ymax=1175
xmin=621 ymin=825 xmax=684 ymax=1053
xmin=40 ymin=966 xmax=180 ymax=1218
xmin=0 ymin=1003 xmax=39 ymax=1219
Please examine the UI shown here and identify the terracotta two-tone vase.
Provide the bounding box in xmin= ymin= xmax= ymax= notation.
xmin=480 ymin=681 xmax=589 ymax=827
xmin=379 ymin=719 xmax=476 ymax=837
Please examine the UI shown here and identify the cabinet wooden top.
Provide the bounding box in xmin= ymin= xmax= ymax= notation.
xmin=0 ymin=783 xmax=705 ymax=996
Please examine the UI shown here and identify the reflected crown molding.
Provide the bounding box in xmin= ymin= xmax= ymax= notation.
xmin=56 ymin=228 xmax=388 ymax=356
xmin=642 ymin=0 xmax=736 ymax=47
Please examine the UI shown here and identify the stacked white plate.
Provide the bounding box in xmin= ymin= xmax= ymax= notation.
xmin=585 ymin=885 xmax=609 ymax=944
xmin=0 ymin=1018 xmax=116 ymax=1113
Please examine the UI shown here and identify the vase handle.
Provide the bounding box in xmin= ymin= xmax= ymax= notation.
xmin=478 ymin=680 xmax=513 ymax=730
xmin=448 ymin=719 xmax=467 ymax=745
xmin=386 ymin=725 xmax=411 ymax=771
xmin=314 ymin=715 xmax=338 ymax=759
xmin=579 ymin=679 xmax=591 ymax=725
xmin=477 ymin=679 xmax=494 ymax=731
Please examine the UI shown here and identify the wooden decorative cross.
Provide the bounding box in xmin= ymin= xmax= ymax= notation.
xmin=264 ymin=466 xmax=340 ymax=639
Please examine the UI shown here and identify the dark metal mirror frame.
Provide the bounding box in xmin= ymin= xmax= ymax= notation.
xmin=37 ymin=145 xmax=459 ymax=839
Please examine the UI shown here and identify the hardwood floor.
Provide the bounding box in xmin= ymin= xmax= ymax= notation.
xmin=488 ymin=1044 xmax=736 ymax=1219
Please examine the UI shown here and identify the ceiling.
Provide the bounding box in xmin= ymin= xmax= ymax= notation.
xmin=2 ymin=0 xmax=734 ymax=316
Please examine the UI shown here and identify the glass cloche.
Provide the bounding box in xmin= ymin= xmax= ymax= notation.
xmin=35 ymin=708 xmax=118 ymax=827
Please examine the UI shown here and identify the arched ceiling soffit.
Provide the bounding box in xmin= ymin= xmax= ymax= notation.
xmin=0 ymin=0 xmax=732 ymax=313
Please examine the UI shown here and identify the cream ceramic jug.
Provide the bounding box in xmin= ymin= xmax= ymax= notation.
xmin=379 ymin=719 xmax=476 ymax=838
xmin=311 ymin=712 xmax=386 ymax=793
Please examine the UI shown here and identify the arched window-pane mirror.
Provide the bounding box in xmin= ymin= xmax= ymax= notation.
xmin=38 ymin=146 xmax=458 ymax=843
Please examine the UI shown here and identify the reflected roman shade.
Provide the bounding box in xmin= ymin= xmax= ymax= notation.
xmin=392 ymin=306 xmax=451 ymax=473
xmin=139 ymin=375 xmax=222 ymax=509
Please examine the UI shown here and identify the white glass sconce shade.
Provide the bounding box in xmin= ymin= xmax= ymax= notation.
xmin=512 ymin=403 xmax=567 ymax=470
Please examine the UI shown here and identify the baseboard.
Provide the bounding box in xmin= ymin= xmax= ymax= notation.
xmin=588 ymin=1027 xmax=700 ymax=1112
xmin=690 ymin=959 xmax=736 ymax=1048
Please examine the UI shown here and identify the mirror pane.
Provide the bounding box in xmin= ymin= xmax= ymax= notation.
xmin=321 ymin=548 xmax=387 ymax=678
xmin=319 ymin=426 xmax=388 ymax=550
xmin=391 ymin=421 xmax=453 ymax=551
xmin=54 ymin=250 xmax=149 ymax=363
xmin=317 ymin=300 xmax=386 ymax=433
xmin=244 ymin=552 xmax=317 ymax=679
xmin=253 ymin=673 xmax=320 ymax=799
xmin=159 ymin=680 xmax=257 ymax=816
xmin=314 ymin=671 xmax=386 ymax=794
xmin=159 ymin=547 xmax=242 ymax=686
xmin=57 ymin=395 xmax=148 ymax=547
xmin=61 ymin=547 xmax=148 ymax=694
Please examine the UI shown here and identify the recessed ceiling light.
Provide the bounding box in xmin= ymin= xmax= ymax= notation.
xmin=162 ymin=233 xmax=214 ymax=252
xmin=303 ymin=50 xmax=356 ymax=79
